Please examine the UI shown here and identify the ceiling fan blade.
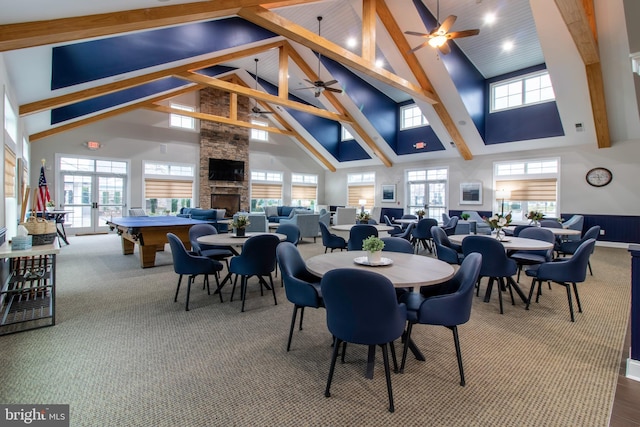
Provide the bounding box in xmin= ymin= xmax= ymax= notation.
xmin=408 ymin=40 xmax=431 ymax=54
xmin=404 ymin=30 xmax=430 ymax=38
xmin=438 ymin=15 xmax=457 ymax=34
xmin=438 ymin=41 xmax=451 ymax=55
xmin=323 ymin=80 xmax=338 ymax=87
xmin=304 ymin=79 xmax=315 ymax=85
xmin=447 ymin=29 xmax=480 ymax=39
xmin=325 ymin=87 xmax=343 ymax=94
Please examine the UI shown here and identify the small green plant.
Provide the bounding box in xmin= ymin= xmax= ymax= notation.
xmin=232 ymin=215 xmax=250 ymax=229
xmin=362 ymin=236 xmax=385 ymax=252
xmin=526 ymin=210 xmax=545 ymax=222
xmin=461 ymin=213 xmax=470 ymax=220
xmin=415 ymin=209 xmax=426 ymax=217
xmin=357 ymin=211 xmax=371 ymax=222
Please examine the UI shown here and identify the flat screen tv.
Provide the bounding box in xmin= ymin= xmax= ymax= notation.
xmin=208 ymin=158 xmax=245 ymax=182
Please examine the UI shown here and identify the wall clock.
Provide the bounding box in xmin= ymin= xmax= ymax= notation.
xmin=586 ymin=167 xmax=612 ymax=187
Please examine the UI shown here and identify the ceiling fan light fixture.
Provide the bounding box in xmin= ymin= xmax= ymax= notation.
xmin=429 ymin=35 xmax=448 ymax=48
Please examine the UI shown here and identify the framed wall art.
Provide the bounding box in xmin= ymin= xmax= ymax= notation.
xmin=381 ymin=184 xmax=396 ymax=202
xmin=460 ymin=182 xmax=482 ymax=205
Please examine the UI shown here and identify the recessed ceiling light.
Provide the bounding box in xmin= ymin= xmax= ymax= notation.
xmin=502 ymin=41 xmax=514 ymax=52
xmin=483 ymin=12 xmax=496 ymax=25
xmin=346 ymin=37 xmax=357 ymax=48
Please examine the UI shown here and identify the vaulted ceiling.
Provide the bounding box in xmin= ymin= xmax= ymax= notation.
xmin=0 ymin=0 xmax=610 ymax=171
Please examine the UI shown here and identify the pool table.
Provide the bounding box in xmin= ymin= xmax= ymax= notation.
xmin=106 ymin=216 xmax=212 ymax=268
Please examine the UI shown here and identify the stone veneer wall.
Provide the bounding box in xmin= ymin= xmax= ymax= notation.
xmin=199 ymin=87 xmax=250 ymax=212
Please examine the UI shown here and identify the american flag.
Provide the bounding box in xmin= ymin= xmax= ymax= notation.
xmin=36 ymin=165 xmax=51 ymax=211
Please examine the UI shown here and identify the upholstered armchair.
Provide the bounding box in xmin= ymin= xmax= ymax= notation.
xmin=232 ymin=212 xmax=268 ymax=233
xmin=333 ymin=207 xmax=357 ymax=225
xmin=461 ymin=211 xmax=491 ymax=235
xmin=280 ymin=213 xmax=321 ymax=242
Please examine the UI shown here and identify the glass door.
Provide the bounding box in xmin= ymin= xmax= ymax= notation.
xmin=407 ymin=168 xmax=448 ymax=220
xmin=58 ymin=157 xmax=127 ymax=234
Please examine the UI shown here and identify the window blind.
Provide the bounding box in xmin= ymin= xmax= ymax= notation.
xmin=251 ymin=183 xmax=282 ymax=199
xmin=495 ymin=179 xmax=557 ymax=202
xmin=144 ymin=179 xmax=192 ymax=198
xmin=4 ymin=146 xmax=16 ymax=198
xmin=291 ymin=185 xmax=317 ymax=200
xmin=348 ymin=185 xmax=375 ymax=210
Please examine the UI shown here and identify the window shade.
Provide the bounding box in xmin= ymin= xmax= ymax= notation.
xmin=251 ymin=183 xmax=282 ymax=199
xmin=348 ymin=185 xmax=375 ymax=210
xmin=291 ymin=185 xmax=317 ymax=200
xmin=4 ymin=146 xmax=16 ymax=198
xmin=144 ymin=179 xmax=192 ymax=198
xmin=495 ymin=179 xmax=557 ymax=202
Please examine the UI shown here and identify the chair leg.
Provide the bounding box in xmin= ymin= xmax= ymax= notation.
xmin=526 ymin=279 xmax=537 ymax=310
xmin=174 ymin=275 xmax=183 ymax=302
xmin=400 ymin=322 xmax=414 ymax=373
xmin=506 ymin=277 xmax=515 ymax=306
xmin=240 ymin=275 xmax=248 ymax=313
xmin=299 ymin=306 xmax=305 ymax=330
xmin=381 ymin=343 xmax=395 ymax=413
xmin=213 ymin=273 xmax=223 ymax=303
xmin=204 ymin=275 xmax=211 ymax=295
xmin=388 ymin=341 xmax=399 ymax=373
xmin=588 ymin=260 xmax=593 ymax=276
xmin=268 ymin=274 xmax=278 ymax=306
xmin=230 ymin=274 xmax=238 ymax=301
xmin=563 ymin=282 xmax=575 ymax=322
xmin=497 ymin=277 xmax=504 ymax=314
xmin=449 ymin=326 xmax=465 ymax=386
xmin=516 ymin=264 xmax=522 ymax=282
xmin=185 ymin=275 xmax=193 ymax=311
xmin=341 ymin=341 xmax=347 ymax=363
xmin=572 ymin=282 xmax=583 ymax=314
xmin=325 ymin=337 xmax=341 ymax=398
xmin=287 ymin=306 xmax=299 ymax=352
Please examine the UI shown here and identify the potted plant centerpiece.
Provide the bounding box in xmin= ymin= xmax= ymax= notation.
xmin=461 ymin=213 xmax=470 ymax=221
xmin=362 ymin=235 xmax=385 ymax=264
xmin=526 ymin=210 xmax=545 ymax=226
xmin=483 ymin=212 xmax=512 ymax=241
xmin=357 ymin=211 xmax=371 ymax=224
xmin=415 ymin=209 xmax=426 ymax=219
xmin=232 ymin=215 xmax=250 ymax=237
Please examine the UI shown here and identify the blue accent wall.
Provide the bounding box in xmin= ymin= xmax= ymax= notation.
xmin=485 ymin=65 xmax=564 ymax=144
xmin=51 ymin=77 xmax=189 ymax=124
xmin=411 ymin=0 xmax=485 ymax=136
xmin=51 ymin=18 xmax=276 ymax=89
xmin=320 ymin=56 xmax=398 ymax=150
xmin=397 ymin=100 xmax=445 ymax=154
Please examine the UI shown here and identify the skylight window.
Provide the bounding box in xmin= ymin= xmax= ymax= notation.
xmin=491 ymin=71 xmax=555 ymax=112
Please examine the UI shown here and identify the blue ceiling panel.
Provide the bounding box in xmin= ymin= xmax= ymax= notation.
xmin=198 ymin=65 xmax=238 ymax=78
xmin=51 ymin=77 xmax=188 ymax=124
xmin=412 ymin=0 xmax=486 ymax=137
xmin=397 ymin=126 xmax=445 ymax=155
xmin=51 ymin=18 xmax=277 ymax=89
xmin=320 ymin=56 xmax=398 ymax=151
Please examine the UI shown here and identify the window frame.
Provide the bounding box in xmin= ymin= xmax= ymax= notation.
xmin=400 ymin=104 xmax=429 ymax=130
xmin=169 ymin=103 xmax=196 ymax=130
xmin=250 ymin=120 xmax=269 ymax=142
xmin=490 ymin=70 xmax=555 ymax=113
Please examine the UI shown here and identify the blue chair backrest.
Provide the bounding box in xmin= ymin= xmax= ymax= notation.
xmin=513 ymin=225 xmax=533 ymax=237
xmin=321 ymin=268 xmax=406 ymax=345
xmin=276 ymin=242 xmax=322 ymax=307
xmin=188 ymin=223 xmax=218 ymax=253
xmin=417 ymin=253 xmax=482 ymax=326
xmin=518 ymin=227 xmax=556 ymax=260
xmin=539 ymin=238 xmax=596 ymax=283
xmin=234 ymin=234 xmax=280 ymax=275
xmin=167 ymin=233 xmax=219 ymax=275
xmin=348 ymin=224 xmax=378 ymax=251
xmin=401 ymin=214 xmax=418 ymax=220
xmin=431 ymin=226 xmax=460 ymax=264
xmin=276 ymin=223 xmax=301 ymax=245
xmin=395 ymin=222 xmax=415 ymax=241
xmin=412 ymin=218 xmax=438 ymax=239
xmin=540 ymin=219 xmax=562 ymax=228
xmin=462 ymin=235 xmax=516 ymax=277
xmin=381 ymin=237 xmax=414 ymax=254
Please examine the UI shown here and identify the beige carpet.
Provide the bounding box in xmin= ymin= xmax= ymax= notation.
xmin=0 ymin=234 xmax=631 ymax=426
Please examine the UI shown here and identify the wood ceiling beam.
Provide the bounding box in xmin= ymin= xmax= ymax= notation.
xmin=376 ymin=0 xmax=473 ymax=160
xmin=237 ymin=5 xmax=438 ymax=105
xmin=0 ymin=0 xmax=322 ymax=52
xmin=554 ymin=0 xmax=610 ymax=148
xmin=19 ymin=40 xmax=285 ymax=116
xmin=146 ymin=104 xmax=295 ymax=136
xmin=175 ymin=71 xmax=351 ymax=124
xmin=286 ymin=41 xmax=393 ymax=167
xmin=29 ymin=84 xmax=203 ymax=142
xmin=362 ymin=0 xmax=377 ymax=64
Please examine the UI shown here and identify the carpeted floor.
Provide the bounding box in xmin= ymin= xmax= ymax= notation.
xmin=0 ymin=234 xmax=631 ymax=426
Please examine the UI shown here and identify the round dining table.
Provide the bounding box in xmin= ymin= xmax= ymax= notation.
xmin=306 ymin=250 xmax=455 ymax=378
xmin=197 ymin=232 xmax=287 ymax=253
xmin=331 ymin=224 xmax=396 ymax=233
xmin=502 ymin=226 xmax=581 ymax=237
xmin=448 ymin=234 xmax=554 ymax=250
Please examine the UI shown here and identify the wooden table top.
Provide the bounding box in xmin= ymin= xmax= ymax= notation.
xmin=306 ymin=250 xmax=455 ymax=290
xmin=331 ymin=224 xmax=395 ymax=232
xmin=503 ymin=225 xmax=581 ymax=236
xmin=448 ymin=234 xmax=554 ymax=251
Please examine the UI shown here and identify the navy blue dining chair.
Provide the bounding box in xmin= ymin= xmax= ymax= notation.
xmin=381 ymin=237 xmax=414 ymax=254
xmin=321 ymin=268 xmax=407 ymax=413
xmin=394 ymin=222 xmax=415 ymax=242
xmin=399 ymin=253 xmax=482 ymax=386
xmin=276 ymin=242 xmax=323 ymax=351
xmin=411 ymin=218 xmax=438 ymax=253
xmin=319 ymin=222 xmax=347 ymax=253
xmin=229 ymin=234 xmax=280 ymax=312
xmin=276 ymin=223 xmax=300 ymax=246
xmin=509 ymin=227 xmax=555 ymax=282
xmin=525 ymin=238 xmax=596 ymax=321
xmin=383 ymin=215 xmax=403 ymax=235
xmin=188 ymin=223 xmax=234 ymax=270
xmin=167 ymin=233 xmax=224 ymax=311
xmin=431 ymin=226 xmax=464 ymax=265
xmin=347 ymin=224 xmax=378 ymax=251
xmin=557 ymin=225 xmax=600 ymax=276
xmin=441 ymin=215 xmax=458 ymax=236
xmin=462 ymin=235 xmax=519 ymax=314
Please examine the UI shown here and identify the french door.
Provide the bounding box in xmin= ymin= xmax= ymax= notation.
xmin=406 ymin=168 xmax=448 ymax=220
xmin=57 ymin=157 xmax=128 ymax=234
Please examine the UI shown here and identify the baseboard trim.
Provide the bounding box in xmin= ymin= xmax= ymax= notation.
xmin=73 ymin=232 xmax=109 ymax=236
xmin=626 ymin=358 xmax=640 ymax=381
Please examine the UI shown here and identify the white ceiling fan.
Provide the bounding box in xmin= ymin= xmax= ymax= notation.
xmin=405 ymin=0 xmax=480 ymax=55
xmin=249 ymin=58 xmax=274 ymax=119
xmin=298 ymin=16 xmax=343 ymax=98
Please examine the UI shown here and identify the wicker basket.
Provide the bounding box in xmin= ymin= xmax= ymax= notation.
xmin=31 ymin=233 xmax=57 ymax=246
xmin=20 ymin=216 xmax=57 ymax=235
